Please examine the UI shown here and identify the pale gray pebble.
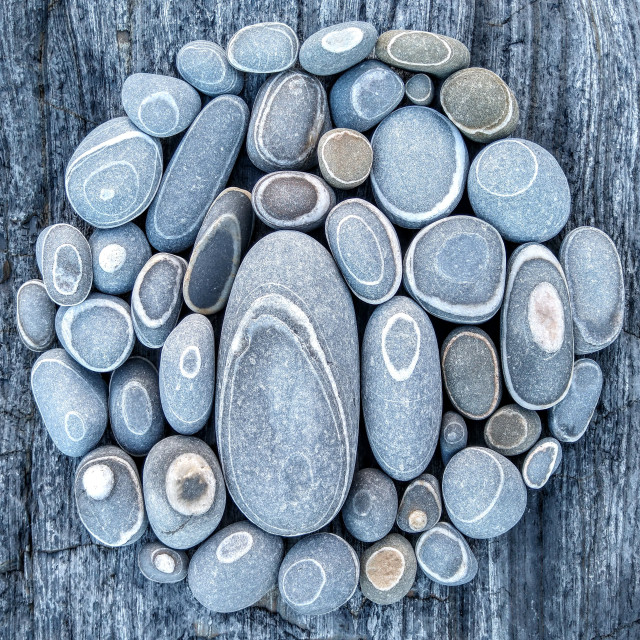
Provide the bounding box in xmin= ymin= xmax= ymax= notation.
xmin=484 ymin=404 xmax=542 ymax=457
xmin=548 ymin=358 xmax=603 ymax=443
xmin=184 ymin=188 xmax=254 ymax=315
xmin=177 ymin=40 xmax=244 ymax=96
xmin=440 ymin=411 xmax=468 ymax=466
xmin=371 ymin=106 xmax=468 ymax=229
xmin=227 ymin=22 xmax=299 ymax=74
xmin=362 ymin=296 xmax=442 ymax=481
xmin=342 ymin=468 xmax=398 ymax=543
xmin=325 ymin=198 xmax=401 ymax=305
xmin=188 ymin=521 xmax=284 ymax=613
xmin=443 ymin=446 xmax=527 ymax=539
xmin=278 ymin=533 xmax=359 ymax=615
xmin=16 ymin=280 xmax=56 ymax=351
xmin=74 ymin=445 xmax=147 ymax=547
xmin=216 ymin=231 xmax=359 ymax=536
xmin=143 ymin=435 xmax=226 ymax=549
xmin=405 ymin=73 xmax=434 ymax=106
xmin=317 ymin=128 xmax=373 ymax=190
xmin=396 ymin=474 xmax=441 ymax=534
xmin=65 ymin=117 xmax=162 ymax=228
xmin=31 ymin=348 xmax=108 ymax=457
xmin=138 ymin=542 xmax=189 ymax=584
xmin=522 ymin=437 xmax=563 ymax=490
xmin=247 ymin=70 xmax=331 ymax=173
xmin=560 ymin=226 xmax=625 ymax=354
xmin=146 ymin=95 xmax=249 ymax=253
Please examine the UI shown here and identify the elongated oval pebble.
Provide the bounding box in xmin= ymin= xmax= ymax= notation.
xmin=227 ymin=22 xmax=298 ymax=73
xmin=138 ymin=542 xmax=189 ymax=583
xmin=396 ymin=473 xmax=441 ymax=534
xmin=484 ymin=404 xmax=541 ymax=456
xmin=440 ymin=411 xmax=468 ymax=466
xmin=405 ymin=73 xmax=434 ymax=106
xmin=522 ymin=437 xmax=562 ymax=489
xmin=317 ymin=128 xmax=373 ymax=190
xmin=16 ymin=280 xmax=56 ymax=351
xmin=177 ymin=40 xmax=244 ymax=96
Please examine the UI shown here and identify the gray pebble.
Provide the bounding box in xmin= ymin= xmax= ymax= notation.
xmin=440 ymin=411 xmax=468 ymax=466
xmin=396 ymin=474 xmax=441 ymax=534
xmin=16 ymin=280 xmax=56 ymax=351
xmin=138 ymin=542 xmax=189 ymax=583
xmin=484 ymin=404 xmax=542 ymax=457
xmin=317 ymin=128 xmax=373 ymax=190
xmin=522 ymin=437 xmax=562 ymax=489
xmin=227 ymin=22 xmax=298 ymax=74
xmin=405 ymin=73 xmax=434 ymax=106
xmin=177 ymin=40 xmax=244 ymax=96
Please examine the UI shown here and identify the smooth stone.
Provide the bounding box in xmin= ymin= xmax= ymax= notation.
xmin=65 ymin=117 xmax=162 ymax=228
xmin=143 ymin=435 xmax=226 ymax=549
xmin=74 ymin=445 xmax=147 ymax=547
xmin=138 ymin=542 xmax=189 ymax=583
xmin=246 ymin=70 xmax=331 ymax=172
xmin=55 ymin=293 xmax=135 ymax=373
xmin=89 ymin=223 xmax=151 ymax=295
xmin=440 ymin=411 xmax=468 ymax=466
xmin=404 ymin=215 xmax=505 ymax=323
xmin=146 ymin=95 xmax=249 ymax=253
xmin=484 ymin=404 xmax=542 ymax=456
xmin=252 ymin=171 xmax=335 ymax=232
xmin=468 ymin=139 xmax=571 ymax=243
xmin=31 ymin=348 xmax=108 ymax=457
xmin=501 ymin=243 xmax=574 ymax=410
xmin=362 ymin=296 xmax=442 ymax=481
xmin=216 ymin=231 xmax=359 ymax=536
xmin=227 ymin=22 xmax=298 ymax=74
xmin=329 ymin=60 xmax=403 ymax=132
xmin=131 ymin=253 xmax=187 ymax=349
xmin=317 ymin=128 xmax=373 ymax=190
xmin=16 ymin=280 xmax=56 ymax=351
xmin=560 ymin=226 xmax=625 ymax=354
xmin=396 ymin=473 xmax=441 ymax=534
xmin=342 ymin=468 xmax=398 ymax=543
xmin=405 ymin=73 xmax=434 ymax=106
xmin=325 ymin=198 xmax=402 ymax=305
xmin=109 ymin=357 xmax=164 ymax=457
xmin=177 ymin=40 xmax=244 ymax=96
xmin=188 ymin=521 xmax=284 ymax=613
xmin=548 ymin=358 xmax=603 ymax=443
xmin=522 ymin=437 xmax=563 ymax=489
xmin=415 ymin=522 xmax=477 ymax=586
xmin=371 ymin=106 xmax=468 ymax=228
xmin=184 ymin=188 xmax=254 ymax=315
xmin=278 ymin=533 xmax=359 ymax=615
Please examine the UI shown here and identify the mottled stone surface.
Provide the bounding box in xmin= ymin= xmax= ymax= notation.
xmin=16 ymin=280 xmax=56 ymax=351
xmin=405 ymin=73 xmax=434 ymax=106
xmin=440 ymin=411 xmax=468 ymax=466
xmin=177 ymin=40 xmax=244 ymax=96
xmin=522 ymin=437 xmax=563 ymax=489
xmin=317 ymin=128 xmax=373 ymax=189
xmin=138 ymin=542 xmax=189 ymax=584
xmin=227 ymin=22 xmax=298 ymax=73
xmin=396 ymin=473 xmax=441 ymax=534
xmin=484 ymin=404 xmax=541 ymax=457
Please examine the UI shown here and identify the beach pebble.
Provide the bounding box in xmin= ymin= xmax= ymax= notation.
xmin=405 ymin=73 xmax=434 ymax=106
xmin=317 ymin=128 xmax=373 ymax=189
xmin=484 ymin=404 xmax=542 ymax=456
xmin=522 ymin=437 xmax=562 ymax=490
xmin=440 ymin=411 xmax=468 ymax=466
xmin=138 ymin=542 xmax=189 ymax=583
xmin=177 ymin=40 xmax=244 ymax=96
xmin=227 ymin=22 xmax=299 ymax=73
xmin=396 ymin=474 xmax=441 ymax=534
xmin=16 ymin=280 xmax=56 ymax=351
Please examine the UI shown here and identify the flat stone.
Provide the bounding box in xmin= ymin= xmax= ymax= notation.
xmin=216 ymin=231 xmax=359 ymax=536
xmin=146 ymin=95 xmax=248 ymax=252
xmin=362 ymin=296 xmax=442 ymax=481
xmin=396 ymin=473 xmax=441 ymax=534
xmin=227 ymin=22 xmax=298 ymax=73
xmin=184 ymin=188 xmax=254 ymax=315
xmin=188 ymin=521 xmax=284 ymax=613
xmin=74 ymin=445 xmax=147 ymax=547
xmin=143 ymin=435 xmax=226 ymax=549
xmin=548 ymin=358 xmax=603 ymax=442
xmin=317 ymin=128 xmax=373 ymax=189
xmin=440 ymin=411 xmax=468 ymax=466
xmin=16 ymin=280 xmax=56 ymax=351
xmin=371 ymin=106 xmax=468 ymax=228
xmin=325 ymin=198 xmax=402 ymax=304
xmin=501 ymin=243 xmax=574 ymax=410
xmin=177 ymin=40 xmax=244 ymax=96
xmin=278 ymin=533 xmax=359 ymax=615
xmin=31 ymin=348 xmax=108 ymax=457
xmin=443 ymin=446 xmax=527 ymax=539
xmin=522 ymin=437 xmax=563 ymax=489
xmin=560 ymin=226 xmax=625 ymax=354
xmin=484 ymin=404 xmax=542 ymax=456
xmin=468 ymin=139 xmax=571 ymax=242
xmin=65 ymin=117 xmax=162 ymax=228
xmin=405 ymin=73 xmax=434 ymax=106
xmin=246 ymin=70 xmax=330 ymax=173
xmin=138 ymin=542 xmax=189 ymax=583
xmin=341 ymin=468 xmax=398 ymax=543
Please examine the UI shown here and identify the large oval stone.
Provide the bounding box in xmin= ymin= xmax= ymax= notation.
xmin=227 ymin=22 xmax=299 ymax=74
xmin=177 ymin=40 xmax=244 ymax=96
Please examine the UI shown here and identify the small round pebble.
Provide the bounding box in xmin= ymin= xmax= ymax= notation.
xmin=138 ymin=542 xmax=189 ymax=583
xmin=16 ymin=280 xmax=56 ymax=351
xmin=484 ymin=404 xmax=542 ymax=457
xmin=396 ymin=474 xmax=441 ymax=534
xmin=440 ymin=411 xmax=468 ymax=466
xmin=177 ymin=40 xmax=244 ymax=96
xmin=522 ymin=437 xmax=562 ymax=490
xmin=317 ymin=128 xmax=373 ymax=190
xmin=405 ymin=73 xmax=434 ymax=106
xmin=227 ymin=22 xmax=299 ymax=74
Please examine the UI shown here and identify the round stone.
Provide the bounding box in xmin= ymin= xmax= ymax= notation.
xmin=522 ymin=437 xmax=563 ymax=489
xmin=405 ymin=73 xmax=434 ymax=106
xmin=317 ymin=128 xmax=373 ymax=189
xmin=139 ymin=542 xmax=189 ymax=584
xmin=484 ymin=404 xmax=542 ymax=456
xmin=396 ymin=473 xmax=441 ymax=534
xmin=227 ymin=22 xmax=299 ymax=73
xmin=177 ymin=40 xmax=244 ymax=96
xmin=440 ymin=411 xmax=468 ymax=466
xmin=16 ymin=280 xmax=56 ymax=351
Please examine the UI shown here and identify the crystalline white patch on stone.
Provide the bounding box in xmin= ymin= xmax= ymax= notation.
xmin=179 ymin=345 xmax=202 ymax=380
xmin=52 ymin=243 xmax=82 ymax=295
xmin=165 ymin=452 xmax=216 ymax=516
xmin=523 ymin=441 xmax=560 ymax=489
xmin=139 ymin=91 xmax=180 ymax=136
xmin=282 ymin=559 xmax=327 ymax=605
xmin=336 ymin=214 xmax=384 ymax=286
xmin=475 ymin=139 xmax=539 ymax=197
xmin=408 ymin=509 xmax=428 ymax=531
xmin=528 ymin=281 xmax=565 ymax=353
xmin=366 ymin=547 xmax=405 ymax=591
xmin=321 ymin=27 xmax=364 ymax=53
xmin=416 ymin=525 xmax=469 ymax=584
xmin=216 ymin=530 xmax=253 ymax=564
xmin=64 ymin=411 xmax=86 ymax=442
xmin=100 ymin=188 xmax=115 ymax=201
xmin=121 ymin=380 xmax=152 ymax=435
xmin=82 ymin=463 xmax=115 ymax=500
xmin=99 ymin=244 xmax=126 ymax=273
xmin=387 ymin=31 xmax=452 ymax=67
xmin=381 ymin=312 xmax=421 ymax=382
xmin=153 ymin=551 xmax=176 ymax=574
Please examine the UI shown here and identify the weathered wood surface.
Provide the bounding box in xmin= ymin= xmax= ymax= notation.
xmin=1 ymin=0 xmax=639 ymax=638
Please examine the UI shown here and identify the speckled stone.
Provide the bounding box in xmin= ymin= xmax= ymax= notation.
xmin=396 ymin=474 xmax=441 ymax=534
xmin=468 ymin=139 xmax=571 ymax=243
xmin=188 ymin=521 xmax=284 ymax=613
xmin=216 ymin=231 xmax=359 ymax=536
xmin=146 ymin=95 xmax=249 ymax=253
xmin=65 ymin=117 xmax=162 ymax=228
xmin=443 ymin=446 xmax=527 ymax=539
xmin=74 ymin=445 xmax=147 ymax=547
xmin=501 ymin=243 xmax=574 ymax=410
xmin=143 ymin=435 xmax=226 ymax=549
xmin=560 ymin=226 xmax=625 ymax=354
xmin=522 ymin=437 xmax=562 ymax=489
xmin=371 ymin=106 xmax=468 ymax=229
xmin=177 ymin=40 xmax=244 ymax=96
xmin=342 ymin=468 xmax=398 ymax=543
xmin=484 ymin=404 xmax=542 ymax=457
xmin=317 ymin=128 xmax=373 ymax=189
xmin=440 ymin=411 xmax=468 ymax=466
xmin=362 ymin=296 xmax=442 ymax=481
xmin=16 ymin=280 xmax=56 ymax=351
xmin=278 ymin=533 xmax=359 ymax=615
xmin=404 ymin=215 xmax=505 ymax=323
xmin=405 ymin=73 xmax=434 ymax=106
xmin=227 ymin=22 xmax=299 ymax=74
xmin=138 ymin=542 xmax=189 ymax=583
xmin=548 ymin=358 xmax=603 ymax=443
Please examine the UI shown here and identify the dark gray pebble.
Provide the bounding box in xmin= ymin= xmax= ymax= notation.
xmin=440 ymin=411 xmax=468 ymax=466
xmin=484 ymin=404 xmax=542 ymax=456
xmin=522 ymin=437 xmax=562 ymax=489
xmin=405 ymin=73 xmax=434 ymax=106
xmin=227 ymin=22 xmax=298 ymax=74
xmin=138 ymin=542 xmax=189 ymax=583
xmin=177 ymin=40 xmax=244 ymax=96
xmin=396 ymin=473 xmax=441 ymax=534
xmin=317 ymin=128 xmax=373 ymax=190
xmin=16 ymin=280 xmax=56 ymax=351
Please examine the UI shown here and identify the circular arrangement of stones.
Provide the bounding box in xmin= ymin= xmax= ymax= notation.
xmin=17 ymin=19 xmax=625 ymax=615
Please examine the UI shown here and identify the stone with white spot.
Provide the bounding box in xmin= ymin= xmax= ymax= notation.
xmin=405 ymin=73 xmax=434 ymax=106
xmin=138 ymin=542 xmax=189 ymax=583
xmin=177 ymin=40 xmax=244 ymax=96
xmin=317 ymin=128 xmax=373 ymax=190
xmin=522 ymin=437 xmax=563 ymax=489
xmin=227 ymin=22 xmax=299 ymax=74
xmin=16 ymin=280 xmax=56 ymax=351
xmin=484 ymin=404 xmax=541 ymax=456
xmin=396 ymin=473 xmax=441 ymax=534
xmin=440 ymin=411 xmax=468 ymax=466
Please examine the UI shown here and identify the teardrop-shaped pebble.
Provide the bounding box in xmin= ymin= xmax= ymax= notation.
xmin=484 ymin=404 xmax=542 ymax=456
xmin=440 ymin=411 xmax=468 ymax=466
xmin=522 ymin=437 xmax=562 ymax=489
xmin=317 ymin=128 xmax=373 ymax=189
xmin=138 ymin=542 xmax=189 ymax=583
xmin=16 ymin=280 xmax=56 ymax=351
xmin=405 ymin=73 xmax=434 ymax=106
xmin=177 ymin=40 xmax=244 ymax=96
xmin=396 ymin=473 xmax=441 ymax=534
xmin=227 ymin=22 xmax=299 ymax=73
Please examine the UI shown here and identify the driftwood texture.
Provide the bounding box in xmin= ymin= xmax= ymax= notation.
xmin=1 ymin=0 xmax=639 ymax=638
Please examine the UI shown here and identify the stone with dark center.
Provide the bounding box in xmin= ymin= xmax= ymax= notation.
xmin=16 ymin=280 xmax=56 ymax=351
xmin=484 ymin=404 xmax=542 ymax=457
xmin=405 ymin=73 xmax=434 ymax=106
xmin=138 ymin=542 xmax=189 ymax=584
xmin=177 ymin=40 xmax=244 ymax=96
xmin=396 ymin=473 xmax=441 ymax=534
xmin=227 ymin=22 xmax=298 ymax=74
xmin=317 ymin=128 xmax=373 ymax=190
xmin=522 ymin=437 xmax=563 ymax=490
xmin=440 ymin=411 xmax=468 ymax=466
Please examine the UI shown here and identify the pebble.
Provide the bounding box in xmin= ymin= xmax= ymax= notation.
xmin=216 ymin=231 xmax=359 ymax=536
xmin=484 ymin=404 xmax=542 ymax=456
xmin=317 ymin=128 xmax=373 ymax=189
xmin=467 ymin=139 xmax=571 ymax=243
xmin=177 ymin=40 xmax=244 ymax=96
xmin=362 ymin=296 xmax=442 ymax=481
xmin=404 ymin=215 xmax=506 ymax=323
xmin=396 ymin=473 xmax=441 ymax=534
xmin=65 ymin=117 xmax=162 ymax=228
xmin=188 ymin=521 xmax=284 ymax=613
xmin=138 ymin=542 xmax=189 ymax=583
xmin=548 ymin=358 xmax=603 ymax=443
xmin=371 ymin=106 xmax=468 ymax=228
xmin=183 ymin=188 xmax=254 ymax=315
xmin=247 ymin=70 xmax=330 ymax=172
xmin=143 ymin=435 xmax=226 ymax=549
xmin=560 ymin=226 xmax=625 ymax=354
xmin=442 ymin=447 xmax=527 ymax=539
xmin=341 ymin=468 xmax=398 ymax=543
xmin=501 ymin=243 xmax=574 ymax=410
xmin=74 ymin=445 xmax=147 ymax=547
xmin=146 ymin=95 xmax=249 ymax=253
xmin=440 ymin=411 xmax=468 ymax=466
xmin=405 ymin=73 xmax=434 ymax=106
xmin=16 ymin=280 xmax=56 ymax=351
xmin=325 ymin=198 xmax=402 ymax=304
xmin=522 ymin=437 xmax=563 ymax=490
xmin=278 ymin=533 xmax=359 ymax=615
xmin=227 ymin=22 xmax=299 ymax=74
